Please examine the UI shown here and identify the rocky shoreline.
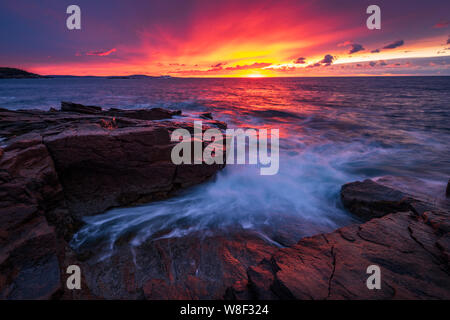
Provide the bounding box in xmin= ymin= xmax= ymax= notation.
xmin=228 ymin=179 xmax=450 ymax=299
xmin=0 ymin=102 xmax=226 ymax=299
xmin=0 ymin=103 xmax=449 ymax=299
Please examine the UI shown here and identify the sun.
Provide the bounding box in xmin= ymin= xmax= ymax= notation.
xmin=231 ymin=68 xmax=274 ymax=78
xmin=246 ymin=73 xmax=265 ymax=78
xmin=240 ymin=70 xmax=268 ymax=78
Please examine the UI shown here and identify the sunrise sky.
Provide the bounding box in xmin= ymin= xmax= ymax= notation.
xmin=1 ymin=0 xmax=450 ymax=77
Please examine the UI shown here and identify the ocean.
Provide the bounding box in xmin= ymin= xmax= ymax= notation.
xmin=1 ymin=76 xmax=449 ymax=254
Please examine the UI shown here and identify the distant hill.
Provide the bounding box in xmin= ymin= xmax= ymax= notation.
xmin=0 ymin=67 xmax=45 ymax=79
xmin=48 ymin=74 xmax=174 ymax=79
xmin=0 ymin=68 xmax=175 ymax=79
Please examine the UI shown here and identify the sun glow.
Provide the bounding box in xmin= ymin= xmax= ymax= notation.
xmin=246 ymin=73 xmax=264 ymax=78
xmin=234 ymin=69 xmax=274 ymax=78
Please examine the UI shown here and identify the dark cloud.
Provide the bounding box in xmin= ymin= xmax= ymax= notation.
xmin=294 ymin=57 xmax=306 ymax=64
xmin=369 ymin=61 xmax=376 ymax=67
xmin=211 ymin=62 xmax=225 ymax=68
xmin=379 ymin=60 xmax=387 ymax=66
xmin=447 ymin=35 xmax=450 ymax=44
xmin=434 ymin=19 xmax=450 ymax=28
xmin=308 ymin=54 xmax=335 ymax=68
xmin=371 ymin=49 xmax=380 ymax=53
xmin=338 ymin=42 xmax=365 ymax=54
xmin=308 ymin=63 xmax=320 ymax=68
xmin=86 ymin=48 xmax=117 ymax=56
xmin=320 ymin=54 xmax=334 ymax=66
xmin=383 ymin=40 xmax=404 ymax=49
xmin=349 ymin=43 xmax=365 ymax=54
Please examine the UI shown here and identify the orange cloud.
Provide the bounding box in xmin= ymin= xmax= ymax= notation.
xmin=86 ymin=48 xmax=117 ymax=56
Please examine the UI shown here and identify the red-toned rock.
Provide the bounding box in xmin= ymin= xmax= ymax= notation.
xmin=0 ymin=103 xmax=227 ymax=300
xmin=0 ymin=217 xmax=61 ymax=300
xmin=226 ymin=180 xmax=450 ymax=300
xmin=341 ymin=179 xmax=416 ymax=220
xmin=60 ymin=101 xmax=182 ymax=120
xmin=73 ymin=230 xmax=277 ymax=300
xmin=0 ymin=104 xmax=226 ymax=218
xmin=0 ymin=138 xmax=68 ymax=299
xmin=234 ymin=209 xmax=450 ymax=299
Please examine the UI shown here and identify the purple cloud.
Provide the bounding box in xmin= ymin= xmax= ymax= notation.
xmin=86 ymin=48 xmax=117 ymax=56
xmin=211 ymin=62 xmax=225 ymax=68
xmin=320 ymin=54 xmax=334 ymax=66
xmin=308 ymin=54 xmax=335 ymax=67
xmin=383 ymin=40 xmax=404 ymax=49
xmin=371 ymin=49 xmax=380 ymax=53
xmin=434 ymin=19 xmax=450 ymax=28
xmin=349 ymin=43 xmax=365 ymax=54
xmin=294 ymin=57 xmax=306 ymax=64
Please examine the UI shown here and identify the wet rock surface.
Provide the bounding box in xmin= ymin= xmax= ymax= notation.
xmin=0 ymin=102 xmax=225 ymax=299
xmin=66 ymin=179 xmax=450 ymax=300
xmin=227 ymin=179 xmax=450 ymax=300
xmin=340 ymin=179 xmax=415 ymax=220
xmin=75 ymin=230 xmax=277 ymax=300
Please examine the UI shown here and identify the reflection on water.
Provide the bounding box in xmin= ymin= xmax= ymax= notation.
xmin=2 ymin=77 xmax=449 ymax=252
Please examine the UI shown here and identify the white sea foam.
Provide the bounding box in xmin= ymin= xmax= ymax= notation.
xmin=0 ymin=137 xmax=7 ymax=148
xmin=70 ymin=140 xmax=381 ymax=255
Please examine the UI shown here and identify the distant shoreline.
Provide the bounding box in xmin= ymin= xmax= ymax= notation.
xmin=0 ymin=67 xmax=174 ymax=79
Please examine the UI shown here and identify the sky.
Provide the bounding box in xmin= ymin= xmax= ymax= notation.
xmin=1 ymin=0 xmax=449 ymax=77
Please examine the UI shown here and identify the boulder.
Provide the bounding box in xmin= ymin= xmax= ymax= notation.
xmin=0 ymin=103 xmax=227 ymax=299
xmin=0 ymin=138 xmax=67 ymax=299
xmin=61 ymin=101 xmax=102 ymax=114
xmin=231 ymin=209 xmax=450 ymax=299
xmin=106 ymin=107 xmax=181 ymax=120
xmin=0 ymin=104 xmax=226 ymax=219
xmin=200 ymin=112 xmax=213 ymax=120
xmin=43 ymin=123 xmax=224 ymax=218
xmin=61 ymin=102 xmax=182 ymax=120
xmin=341 ymin=179 xmax=415 ymax=220
xmin=226 ymin=178 xmax=450 ymax=300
